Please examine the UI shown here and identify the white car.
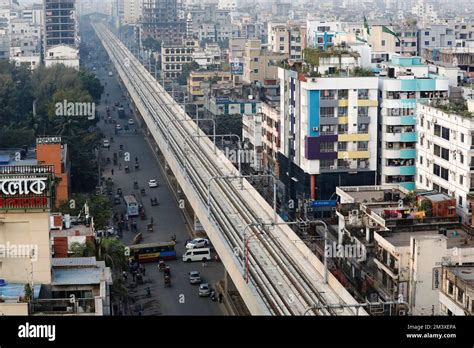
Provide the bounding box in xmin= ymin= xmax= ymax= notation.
xmin=188 ymin=271 xmax=201 ymax=284
xmin=198 ymin=283 xmax=211 ymax=297
xmin=128 ymin=118 xmax=135 ymax=125
xmin=102 ymin=139 xmax=110 ymax=148
xmin=148 ymin=179 xmax=158 ymax=188
xmin=186 ymin=238 xmax=210 ymax=249
xmin=115 ymin=124 xmax=122 ymax=131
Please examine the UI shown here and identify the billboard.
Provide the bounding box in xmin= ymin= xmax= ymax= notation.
xmin=230 ymin=58 xmax=244 ymax=75
xmin=0 ymin=165 xmax=54 ymax=211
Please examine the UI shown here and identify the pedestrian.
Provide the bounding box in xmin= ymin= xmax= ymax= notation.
xmin=111 ymin=169 xmax=114 ymax=175
xmin=122 ymin=271 xmax=127 ymax=281
xmin=119 ymin=163 xmax=122 ymax=170
xmin=202 ymin=259 xmax=207 ymax=267
xmin=142 ymin=266 xmax=146 ymax=276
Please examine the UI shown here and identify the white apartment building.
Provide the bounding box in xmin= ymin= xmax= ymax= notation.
xmin=161 ymin=39 xmax=199 ymax=80
xmin=218 ymin=0 xmax=237 ymax=11
xmin=416 ymin=101 xmax=474 ymax=223
xmin=123 ymin=0 xmax=143 ymax=24
xmin=378 ymin=56 xmax=449 ymax=191
xmin=268 ymin=21 xmax=305 ymax=61
xmin=278 ymin=66 xmax=378 ymax=199
xmin=259 ymin=102 xmax=281 ymax=176
xmin=374 ymin=228 xmax=474 ymax=315
xmin=192 ymin=43 xmax=221 ymax=69
xmin=10 ymin=18 xmax=42 ymax=70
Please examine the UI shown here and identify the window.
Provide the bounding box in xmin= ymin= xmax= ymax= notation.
xmin=381 ymin=40 xmax=386 ymax=46
xmin=358 ymin=89 xmax=369 ymax=99
xmin=461 ymin=153 xmax=464 ymax=164
xmin=358 ymin=141 xmax=368 ymax=150
xmin=358 ymin=124 xmax=368 ymax=133
xmin=419 ymin=175 xmax=423 ymax=184
xmin=253 ymin=57 xmax=259 ymax=62
xmin=338 ymin=107 xmax=348 ymax=116
xmin=461 ymin=133 xmax=465 ymax=143
xmin=442 ymin=127 xmax=450 ymax=140
xmin=420 ymin=156 xmax=423 ymax=165
xmin=279 ymin=45 xmax=284 ymax=51
xmin=320 ymin=142 xmax=334 ymax=153
xmin=338 ymin=124 xmax=348 ymax=134
xmin=447 ymin=281 xmax=454 ymax=295
xmin=358 ymin=106 xmax=369 ymax=117
xmin=280 ymin=37 xmax=284 ymax=42
xmin=459 ymin=195 xmax=463 ymax=207
xmin=253 ymin=69 xmax=258 ymax=73
xmin=320 ymin=159 xmax=333 ymax=169
xmin=320 ymin=107 xmax=334 ymax=117
xmin=433 ymin=164 xmax=440 ymax=176
xmin=425 ymin=41 xmax=429 ymax=45
xmin=458 ymin=288 xmax=464 ymax=303
xmin=338 ymin=90 xmax=348 ymax=99
xmin=338 ymin=142 xmax=347 ymax=150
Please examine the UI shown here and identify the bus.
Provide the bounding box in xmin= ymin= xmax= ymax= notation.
xmin=129 ymin=242 xmax=177 ymax=263
xmin=123 ymin=195 xmax=139 ymax=216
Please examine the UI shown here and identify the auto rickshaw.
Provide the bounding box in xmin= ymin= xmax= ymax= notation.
xmin=147 ymin=223 xmax=153 ymax=233
xmin=140 ymin=188 xmax=146 ymax=196
xmin=164 ymin=275 xmax=171 ymax=287
xmin=113 ymin=195 xmax=121 ymax=205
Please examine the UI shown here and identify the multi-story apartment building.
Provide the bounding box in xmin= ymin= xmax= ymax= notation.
xmin=336 ymin=185 xmax=474 ymax=315
xmin=123 ymin=0 xmax=144 ymax=24
xmin=378 ymin=56 xmax=449 ymax=190
xmin=416 ymin=100 xmax=474 ymax=223
xmin=43 ymin=0 xmax=80 ymax=69
xmin=422 ymin=47 xmax=474 ymax=80
xmin=268 ymin=21 xmax=305 ymax=61
xmin=187 ymin=70 xmax=232 ymax=108
xmin=278 ymin=67 xmax=379 ymax=201
xmin=259 ymin=102 xmax=281 ymax=176
xmin=161 ymin=39 xmax=198 ymax=80
xmin=192 ymin=43 xmax=221 ymax=69
xmin=440 ymin=266 xmax=474 ymax=316
xmin=141 ymin=0 xmax=186 ymax=44
xmin=10 ymin=18 xmax=42 ymax=69
xmin=306 ymin=20 xmax=344 ymax=51
xmin=243 ymin=39 xmax=287 ymax=84
xmin=419 ymin=25 xmax=455 ymax=54
xmin=0 ymin=0 xmax=11 ymax=60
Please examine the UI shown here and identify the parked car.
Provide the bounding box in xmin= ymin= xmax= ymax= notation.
xmin=198 ymin=283 xmax=211 ymax=297
xmin=102 ymin=139 xmax=110 ymax=148
xmin=148 ymin=179 xmax=158 ymax=188
xmin=186 ymin=238 xmax=210 ymax=249
xmin=188 ymin=271 xmax=201 ymax=284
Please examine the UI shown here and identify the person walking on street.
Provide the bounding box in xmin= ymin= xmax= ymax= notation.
xmin=111 ymin=169 xmax=114 ymax=175
xmin=119 ymin=163 xmax=122 ymax=170
xmin=202 ymin=259 xmax=207 ymax=267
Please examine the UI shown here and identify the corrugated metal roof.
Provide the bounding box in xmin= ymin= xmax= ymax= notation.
xmin=52 ymin=257 xmax=97 ymax=267
xmin=51 ymin=268 xmax=105 ymax=285
xmin=0 ymin=283 xmax=41 ymax=299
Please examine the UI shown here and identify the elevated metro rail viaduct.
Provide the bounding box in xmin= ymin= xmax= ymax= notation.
xmin=92 ymin=19 xmax=366 ymax=316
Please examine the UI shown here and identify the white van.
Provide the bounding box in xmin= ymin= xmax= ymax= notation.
xmin=182 ymin=248 xmax=211 ymax=262
xmin=108 ymin=71 xmax=113 ymax=77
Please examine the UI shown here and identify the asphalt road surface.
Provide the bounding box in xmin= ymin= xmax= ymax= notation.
xmin=84 ymin=34 xmax=225 ymax=315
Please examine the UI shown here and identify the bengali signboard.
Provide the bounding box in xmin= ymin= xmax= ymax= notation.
xmin=230 ymin=58 xmax=244 ymax=75
xmin=0 ymin=165 xmax=54 ymax=211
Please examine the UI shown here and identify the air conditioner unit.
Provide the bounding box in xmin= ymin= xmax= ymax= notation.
xmin=329 ymin=165 xmax=336 ymax=170
xmin=312 ymin=127 xmax=319 ymax=132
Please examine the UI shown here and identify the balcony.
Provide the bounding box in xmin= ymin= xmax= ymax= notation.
xmin=31 ymin=298 xmax=97 ymax=315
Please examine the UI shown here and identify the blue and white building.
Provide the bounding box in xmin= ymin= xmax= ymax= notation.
xmin=306 ymin=20 xmax=344 ymax=51
xmin=378 ymin=56 xmax=450 ymax=190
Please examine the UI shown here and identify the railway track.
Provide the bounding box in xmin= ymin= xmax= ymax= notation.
xmin=92 ymin=20 xmax=361 ymax=316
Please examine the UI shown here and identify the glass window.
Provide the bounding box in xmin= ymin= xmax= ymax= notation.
xmin=358 ymin=89 xmax=369 ymax=99
xmin=320 ymin=142 xmax=334 ymax=153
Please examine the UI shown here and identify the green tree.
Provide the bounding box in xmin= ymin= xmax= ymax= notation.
xmin=69 ymin=241 xmax=87 ymax=257
xmin=419 ymin=199 xmax=433 ymax=217
xmin=177 ymin=61 xmax=200 ymax=85
xmin=215 ymin=114 xmax=243 ymax=137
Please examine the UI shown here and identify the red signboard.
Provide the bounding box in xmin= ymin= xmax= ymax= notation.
xmin=0 ymin=197 xmax=49 ymax=209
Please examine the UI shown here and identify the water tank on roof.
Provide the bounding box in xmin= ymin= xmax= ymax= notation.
xmin=0 ymin=279 xmax=7 ymax=286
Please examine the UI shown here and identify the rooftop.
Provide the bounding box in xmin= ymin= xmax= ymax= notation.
xmin=0 ymin=282 xmax=41 ymax=300
xmin=421 ymin=98 xmax=474 ymax=118
xmin=51 ymin=267 xmax=110 ymax=286
xmin=51 ymin=257 xmax=97 ymax=268
xmin=381 ymin=228 xmax=474 ymax=248
xmin=447 ymin=266 xmax=474 ymax=287
xmin=336 ymin=185 xmax=408 ymax=204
